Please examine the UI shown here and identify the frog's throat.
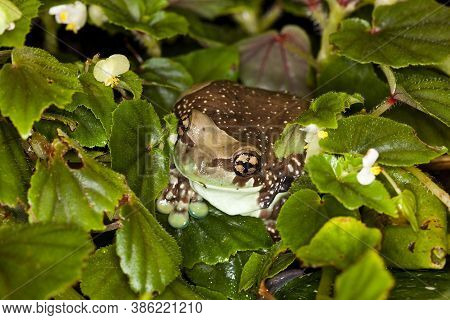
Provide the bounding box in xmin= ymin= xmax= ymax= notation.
xmin=190 ymin=180 xmax=287 ymax=217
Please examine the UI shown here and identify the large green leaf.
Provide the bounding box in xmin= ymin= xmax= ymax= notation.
xmin=317 ymin=56 xmax=389 ymax=109
xmin=0 ymin=223 xmax=93 ymax=299
xmin=175 ymin=46 xmax=239 ymax=83
xmin=335 ymin=250 xmax=394 ymax=300
xmin=185 ymin=251 xmax=255 ymax=300
xmin=271 ymin=271 xmax=321 ymax=300
xmin=0 ymin=47 xmax=81 ymax=138
xmin=110 ymin=100 xmax=169 ymax=212
xmin=68 ymin=72 xmax=116 ymax=137
xmin=170 ymin=0 xmax=248 ymax=19
xmin=380 ymin=168 xmax=447 ymax=269
xmin=118 ymin=71 xmax=143 ymax=99
xmin=159 ymin=208 xmax=272 ymax=268
xmin=156 ymin=279 xmax=203 ymax=300
xmin=84 ymin=0 xmax=188 ymax=40
xmin=81 ymin=245 xmax=137 ymax=300
xmin=320 ymin=115 xmax=447 ymax=166
xmin=387 ymin=67 xmax=450 ymax=126
xmin=296 ymin=217 xmax=382 ymax=269
xmin=306 ymin=154 xmax=397 ymax=215
xmin=0 ymin=119 xmax=31 ymax=207
xmin=28 ymin=134 xmax=129 ymax=231
xmin=330 ymin=0 xmax=450 ymax=67
xmin=0 ymin=0 xmax=40 ymax=47
xmin=116 ymin=197 xmax=182 ymax=295
xmin=141 ymin=57 xmax=193 ymax=115
xmin=297 ymin=92 xmax=363 ymax=129
xmin=277 ymin=189 xmax=358 ymax=253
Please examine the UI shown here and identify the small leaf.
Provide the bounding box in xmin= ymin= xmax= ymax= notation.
xmin=297 ymin=92 xmax=363 ymax=129
xmin=156 ymin=279 xmax=203 ymax=300
xmin=141 ymin=57 xmax=193 ymax=115
xmin=317 ymin=56 xmax=389 ymax=109
xmin=271 ymin=271 xmax=321 ymax=300
xmin=330 ymin=0 xmax=450 ymax=67
xmin=110 ymin=100 xmax=169 ymax=212
xmin=170 ymin=0 xmax=248 ymax=19
xmin=296 ymin=217 xmax=382 ymax=269
xmin=185 ymin=251 xmax=255 ymax=300
xmin=392 ymin=189 xmax=418 ymax=232
xmin=159 ymin=208 xmax=272 ymax=268
xmin=118 ymin=71 xmax=143 ymax=99
xmin=0 ymin=0 xmax=40 ymax=47
xmin=68 ymin=72 xmax=116 ymax=137
xmin=175 ymin=46 xmax=239 ymax=83
xmin=116 ymin=197 xmax=182 ymax=295
xmin=274 ymin=123 xmax=306 ymax=159
xmin=28 ymin=134 xmax=129 ymax=231
xmin=0 ymin=47 xmax=82 ymax=138
xmin=277 ymin=189 xmax=358 ymax=253
xmin=335 ymin=250 xmax=394 ymax=300
xmin=320 ymin=115 xmax=447 ymax=166
xmin=239 ymin=25 xmax=311 ymax=96
xmin=387 ymin=67 xmax=450 ymax=126
xmin=0 ymin=223 xmax=93 ymax=299
xmin=306 ymin=154 xmax=397 ymax=215
xmin=0 ymin=119 xmax=31 ymax=207
xmin=81 ymin=245 xmax=137 ymax=300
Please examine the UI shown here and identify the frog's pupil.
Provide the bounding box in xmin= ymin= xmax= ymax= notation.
xmin=233 ymin=153 xmax=260 ymax=176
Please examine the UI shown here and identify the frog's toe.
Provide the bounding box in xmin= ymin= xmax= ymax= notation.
xmin=188 ymin=201 xmax=209 ymax=219
xmin=156 ymin=197 xmax=174 ymax=214
xmin=168 ymin=211 xmax=190 ymax=229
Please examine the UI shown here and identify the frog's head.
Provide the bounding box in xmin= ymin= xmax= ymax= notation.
xmin=173 ymin=81 xmax=307 ymax=217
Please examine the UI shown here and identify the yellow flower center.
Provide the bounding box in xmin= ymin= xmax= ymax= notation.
xmin=66 ymin=23 xmax=77 ymax=32
xmin=318 ymin=130 xmax=328 ymax=139
xmin=59 ymin=11 xmax=69 ymax=23
xmin=105 ymin=76 xmax=120 ymax=87
xmin=370 ymin=166 xmax=382 ymax=175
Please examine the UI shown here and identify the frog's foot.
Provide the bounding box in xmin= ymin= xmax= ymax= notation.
xmin=156 ymin=168 xmax=209 ymax=228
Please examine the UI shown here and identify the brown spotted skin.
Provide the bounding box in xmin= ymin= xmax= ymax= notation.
xmin=171 ymin=80 xmax=308 ymax=217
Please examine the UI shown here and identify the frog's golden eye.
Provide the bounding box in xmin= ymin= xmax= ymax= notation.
xmin=233 ymin=152 xmax=261 ymax=177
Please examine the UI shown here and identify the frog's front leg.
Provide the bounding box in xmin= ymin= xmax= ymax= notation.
xmin=156 ymin=167 xmax=209 ymax=228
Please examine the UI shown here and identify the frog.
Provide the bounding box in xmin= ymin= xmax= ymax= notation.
xmin=156 ymin=80 xmax=308 ymax=229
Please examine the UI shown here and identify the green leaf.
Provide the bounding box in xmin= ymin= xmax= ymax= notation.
xmin=386 ymin=105 xmax=450 ymax=150
xmin=116 ymin=197 xmax=182 ymax=295
xmin=239 ymin=25 xmax=312 ymax=96
xmin=306 ymin=154 xmax=397 ymax=215
xmin=54 ymin=288 xmax=84 ymax=300
xmin=118 ymin=70 xmax=143 ymax=99
xmin=84 ymin=0 xmax=188 ymax=40
xmin=81 ymin=245 xmax=137 ymax=300
xmin=0 ymin=223 xmax=93 ymax=299
xmin=320 ymin=115 xmax=447 ymax=166
xmin=159 ymin=208 xmax=272 ymax=268
xmin=330 ymin=0 xmax=450 ymax=67
xmin=110 ymin=100 xmax=169 ymax=212
xmin=28 ymin=134 xmax=129 ymax=231
xmin=185 ymin=251 xmax=255 ymax=300
xmin=277 ymin=189 xmax=358 ymax=253
xmin=0 ymin=119 xmax=31 ymax=207
xmin=389 ymin=267 xmax=450 ymax=300
xmin=68 ymin=72 xmax=116 ymax=137
xmin=388 ymin=67 xmax=450 ymax=126
xmin=297 ymin=92 xmax=363 ymax=129
xmin=34 ymin=106 xmax=108 ymax=148
xmin=175 ymin=46 xmax=239 ymax=83
xmin=170 ymin=0 xmax=248 ymax=19
xmin=271 ymin=271 xmax=321 ymax=300
xmin=392 ymin=189 xmax=418 ymax=232
xmin=317 ymin=56 xmax=389 ymax=109
xmin=380 ymin=168 xmax=447 ymax=269
xmin=141 ymin=57 xmax=193 ymax=115
xmin=0 ymin=47 xmax=82 ymax=138
xmin=274 ymin=123 xmax=306 ymax=159
xmin=335 ymin=250 xmax=394 ymax=300
xmin=0 ymin=0 xmax=40 ymax=47
xmin=296 ymin=217 xmax=382 ymax=269
xmin=156 ymin=279 xmax=203 ymax=300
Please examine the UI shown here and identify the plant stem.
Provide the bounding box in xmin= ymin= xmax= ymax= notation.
xmin=233 ymin=9 xmax=260 ymax=34
xmin=259 ymin=3 xmax=283 ymax=32
xmin=371 ymin=98 xmax=393 ymax=117
xmin=316 ymin=267 xmax=337 ymax=300
xmin=132 ymin=31 xmax=161 ymax=57
xmin=40 ymin=13 xmax=59 ymax=55
xmin=317 ymin=2 xmax=346 ymax=65
xmin=406 ymin=167 xmax=450 ymax=209
xmin=381 ymin=169 xmax=402 ymax=195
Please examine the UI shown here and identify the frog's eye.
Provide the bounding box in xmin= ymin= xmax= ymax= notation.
xmin=233 ymin=152 xmax=261 ymax=177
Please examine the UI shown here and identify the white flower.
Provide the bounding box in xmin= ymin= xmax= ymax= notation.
xmin=304 ymin=124 xmax=328 ymax=160
xmin=88 ymin=5 xmax=108 ymax=26
xmin=93 ymin=54 xmax=130 ymax=87
xmin=49 ymin=1 xmax=87 ymax=33
xmin=0 ymin=0 xmax=22 ymax=35
xmin=357 ymin=148 xmax=381 ymax=185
